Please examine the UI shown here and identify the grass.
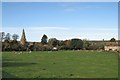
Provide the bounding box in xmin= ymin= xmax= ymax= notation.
xmin=2 ymin=51 xmax=118 ymax=78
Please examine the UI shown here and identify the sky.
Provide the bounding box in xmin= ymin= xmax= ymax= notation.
xmin=2 ymin=2 xmax=118 ymax=42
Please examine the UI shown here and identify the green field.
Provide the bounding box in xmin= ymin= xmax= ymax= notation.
xmin=2 ymin=51 xmax=118 ymax=78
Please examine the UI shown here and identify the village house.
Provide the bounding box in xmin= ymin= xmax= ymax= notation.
xmin=104 ymin=42 xmax=120 ymax=52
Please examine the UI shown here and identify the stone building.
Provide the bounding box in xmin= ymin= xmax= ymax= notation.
xmin=104 ymin=46 xmax=120 ymax=51
xmin=104 ymin=42 xmax=120 ymax=51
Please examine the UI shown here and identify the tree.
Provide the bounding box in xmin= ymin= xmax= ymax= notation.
xmin=2 ymin=40 xmax=10 ymax=51
xmin=57 ymin=40 xmax=65 ymax=50
xmin=48 ymin=38 xmax=58 ymax=47
xmin=10 ymin=38 xmax=20 ymax=51
xmin=10 ymin=42 xmax=20 ymax=51
xmin=4 ymin=33 xmax=11 ymax=41
xmin=2 ymin=33 xmax=11 ymax=51
xmin=41 ymin=34 xmax=48 ymax=44
xmin=70 ymin=38 xmax=83 ymax=50
xmin=83 ymin=39 xmax=90 ymax=50
xmin=58 ymin=40 xmax=64 ymax=46
xmin=0 ymin=32 xmax=5 ymax=41
xmin=12 ymin=34 xmax=19 ymax=41
xmin=20 ymin=42 xmax=29 ymax=51
xmin=110 ymin=38 xmax=116 ymax=42
xmin=63 ymin=40 xmax=71 ymax=50
xmin=6 ymin=34 xmax=19 ymax=51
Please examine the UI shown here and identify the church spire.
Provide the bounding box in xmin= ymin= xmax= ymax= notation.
xmin=20 ymin=29 xmax=26 ymax=46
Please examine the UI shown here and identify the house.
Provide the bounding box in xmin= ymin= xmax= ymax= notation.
xmin=104 ymin=46 xmax=120 ymax=51
xmin=104 ymin=42 xmax=120 ymax=52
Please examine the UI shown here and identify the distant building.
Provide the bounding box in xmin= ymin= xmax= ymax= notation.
xmin=104 ymin=46 xmax=120 ymax=51
xmin=104 ymin=42 xmax=120 ymax=52
xmin=20 ymin=29 xmax=26 ymax=46
xmin=89 ymin=40 xmax=120 ymax=52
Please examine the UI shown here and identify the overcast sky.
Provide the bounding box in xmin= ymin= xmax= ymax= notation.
xmin=2 ymin=2 xmax=118 ymax=41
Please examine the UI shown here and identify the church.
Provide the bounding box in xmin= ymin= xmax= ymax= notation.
xmin=20 ymin=29 xmax=26 ymax=46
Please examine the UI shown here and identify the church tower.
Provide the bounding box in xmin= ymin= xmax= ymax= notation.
xmin=20 ymin=29 xmax=26 ymax=46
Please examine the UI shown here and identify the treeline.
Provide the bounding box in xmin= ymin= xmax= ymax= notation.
xmin=1 ymin=32 xmax=116 ymax=51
